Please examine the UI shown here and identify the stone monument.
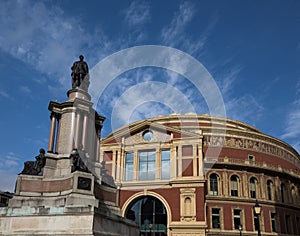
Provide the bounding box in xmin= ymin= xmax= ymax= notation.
xmin=0 ymin=56 xmax=138 ymax=235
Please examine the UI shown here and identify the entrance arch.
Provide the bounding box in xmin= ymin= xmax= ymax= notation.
xmin=123 ymin=193 xmax=170 ymax=236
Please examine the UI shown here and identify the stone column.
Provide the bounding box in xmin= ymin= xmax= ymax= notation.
xmin=178 ymin=145 xmax=182 ymax=177
xmin=156 ymin=147 xmax=161 ymax=180
xmin=48 ymin=112 xmax=57 ymax=153
xmin=242 ymin=171 xmax=248 ymax=198
xmin=134 ymin=150 xmax=138 ymax=180
xmin=95 ymin=129 xmax=101 ymax=162
xmin=193 ymin=145 xmax=197 ymax=177
xmin=82 ymin=113 xmax=88 ymax=150
xmin=74 ymin=111 xmax=82 ymax=150
xmin=114 ymin=150 xmax=120 ymax=181
xmin=170 ymin=143 xmax=176 ymax=179
xmin=198 ymin=144 xmax=204 ymax=177
xmin=222 ymin=170 xmax=228 ymax=196
xmin=120 ymin=146 xmax=125 ymax=181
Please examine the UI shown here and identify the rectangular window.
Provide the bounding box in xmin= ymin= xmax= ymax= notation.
xmin=139 ymin=150 xmax=156 ymax=180
xmin=233 ymin=209 xmax=241 ymax=230
xmin=248 ymin=155 xmax=254 ymax=164
xmin=271 ymin=213 xmax=277 ymax=232
xmin=212 ymin=208 xmax=220 ymax=229
xmin=296 ymin=217 xmax=300 ymax=235
xmin=285 ymin=215 xmax=291 ymax=234
xmin=161 ymin=150 xmax=170 ymax=179
xmin=125 ymin=152 xmax=134 ymax=181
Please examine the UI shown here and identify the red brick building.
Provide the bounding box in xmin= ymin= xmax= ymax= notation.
xmin=100 ymin=114 xmax=300 ymax=236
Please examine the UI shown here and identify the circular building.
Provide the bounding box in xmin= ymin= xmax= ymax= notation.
xmin=100 ymin=114 xmax=300 ymax=236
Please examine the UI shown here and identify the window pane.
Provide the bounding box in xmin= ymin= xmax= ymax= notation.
xmin=161 ymin=150 xmax=170 ymax=179
xmin=250 ymin=178 xmax=256 ymax=198
xmin=234 ymin=209 xmax=241 ymax=230
xmin=271 ymin=213 xmax=277 ymax=232
xmin=210 ymin=174 xmax=218 ymax=195
xmin=139 ymin=150 xmax=156 ymax=180
xmin=125 ymin=152 xmax=134 ymax=181
xmin=212 ymin=208 xmax=220 ymax=229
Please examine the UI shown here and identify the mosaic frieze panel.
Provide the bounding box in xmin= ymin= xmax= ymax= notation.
xmin=203 ymin=135 xmax=299 ymax=167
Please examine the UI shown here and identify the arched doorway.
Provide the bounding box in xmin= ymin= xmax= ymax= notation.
xmin=125 ymin=196 xmax=167 ymax=236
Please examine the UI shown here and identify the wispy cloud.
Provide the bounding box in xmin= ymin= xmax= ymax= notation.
xmin=161 ymin=1 xmax=195 ymax=43
xmin=0 ymin=0 xmax=109 ymax=92
xmin=0 ymin=152 xmax=22 ymax=170
xmin=160 ymin=1 xmax=218 ymax=55
xmin=281 ymin=99 xmax=300 ymax=139
xmin=19 ymin=85 xmax=31 ymax=94
xmin=225 ymin=94 xmax=264 ymax=124
xmin=218 ymin=66 xmax=243 ymax=95
xmin=0 ymin=170 xmax=17 ymax=192
xmin=0 ymin=152 xmax=24 ymax=191
xmin=123 ymin=0 xmax=151 ymax=26
xmin=0 ymin=88 xmax=10 ymax=99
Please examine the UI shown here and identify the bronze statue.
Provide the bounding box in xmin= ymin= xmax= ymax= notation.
xmin=71 ymin=55 xmax=89 ymax=90
xmin=20 ymin=148 xmax=46 ymax=176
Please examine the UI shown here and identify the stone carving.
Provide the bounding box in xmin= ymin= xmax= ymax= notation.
xmin=71 ymin=149 xmax=90 ymax=173
xmin=71 ymin=55 xmax=89 ymax=91
xmin=203 ymin=135 xmax=299 ymax=167
xmin=20 ymin=148 xmax=46 ymax=176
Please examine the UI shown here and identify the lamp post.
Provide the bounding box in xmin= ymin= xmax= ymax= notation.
xmin=253 ymin=200 xmax=262 ymax=236
xmin=149 ymin=223 xmax=153 ymax=236
xmin=238 ymin=224 xmax=242 ymax=236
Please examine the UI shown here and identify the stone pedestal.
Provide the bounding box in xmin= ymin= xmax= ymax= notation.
xmin=0 ymin=87 xmax=138 ymax=235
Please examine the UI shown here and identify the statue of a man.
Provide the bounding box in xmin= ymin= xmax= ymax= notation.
xmin=71 ymin=55 xmax=89 ymax=90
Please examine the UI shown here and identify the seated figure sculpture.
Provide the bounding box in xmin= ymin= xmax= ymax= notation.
xmin=20 ymin=148 xmax=46 ymax=176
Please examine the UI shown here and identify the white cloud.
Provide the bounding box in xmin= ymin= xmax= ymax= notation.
xmin=160 ymin=1 xmax=218 ymax=55
xmin=123 ymin=0 xmax=151 ymax=26
xmin=19 ymin=85 xmax=31 ymax=94
xmin=0 ymin=170 xmax=17 ymax=192
xmin=0 ymin=152 xmax=23 ymax=191
xmin=281 ymin=99 xmax=300 ymax=139
xmin=0 ymin=89 xmax=10 ymax=99
xmin=225 ymin=94 xmax=264 ymax=124
xmin=0 ymin=0 xmax=109 ymax=92
xmin=218 ymin=66 xmax=243 ymax=95
xmin=161 ymin=1 xmax=195 ymax=46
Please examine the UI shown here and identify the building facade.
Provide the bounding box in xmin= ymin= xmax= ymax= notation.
xmin=100 ymin=114 xmax=300 ymax=236
xmin=0 ymin=191 xmax=13 ymax=207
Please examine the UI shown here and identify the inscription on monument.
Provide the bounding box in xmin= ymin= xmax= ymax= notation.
xmin=77 ymin=177 xmax=92 ymax=191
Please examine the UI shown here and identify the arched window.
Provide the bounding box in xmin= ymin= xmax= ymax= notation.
xmin=210 ymin=174 xmax=219 ymax=196
xmin=281 ymin=183 xmax=286 ymax=203
xmin=230 ymin=175 xmax=239 ymax=197
xmin=267 ymin=180 xmax=273 ymax=200
xmin=250 ymin=177 xmax=257 ymax=198
xmin=125 ymin=196 xmax=167 ymax=235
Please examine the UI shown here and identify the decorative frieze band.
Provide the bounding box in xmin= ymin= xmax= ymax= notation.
xmin=203 ymin=135 xmax=299 ymax=167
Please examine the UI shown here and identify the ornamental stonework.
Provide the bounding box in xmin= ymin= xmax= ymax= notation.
xmin=203 ymin=135 xmax=299 ymax=167
xmin=125 ymin=130 xmax=171 ymax=145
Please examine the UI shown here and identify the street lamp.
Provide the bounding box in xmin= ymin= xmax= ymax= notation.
xmin=148 ymin=223 xmax=153 ymax=236
xmin=238 ymin=224 xmax=242 ymax=236
xmin=253 ymin=200 xmax=262 ymax=236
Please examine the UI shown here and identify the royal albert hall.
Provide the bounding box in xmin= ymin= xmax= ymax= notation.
xmin=100 ymin=113 xmax=300 ymax=236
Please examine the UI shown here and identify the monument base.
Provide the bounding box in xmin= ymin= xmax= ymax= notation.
xmin=0 ymin=205 xmax=138 ymax=236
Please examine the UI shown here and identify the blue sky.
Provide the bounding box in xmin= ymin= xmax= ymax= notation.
xmin=0 ymin=0 xmax=299 ymax=191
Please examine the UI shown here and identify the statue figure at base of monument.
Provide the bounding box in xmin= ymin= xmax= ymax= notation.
xmin=20 ymin=148 xmax=46 ymax=176
xmin=71 ymin=55 xmax=89 ymax=91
